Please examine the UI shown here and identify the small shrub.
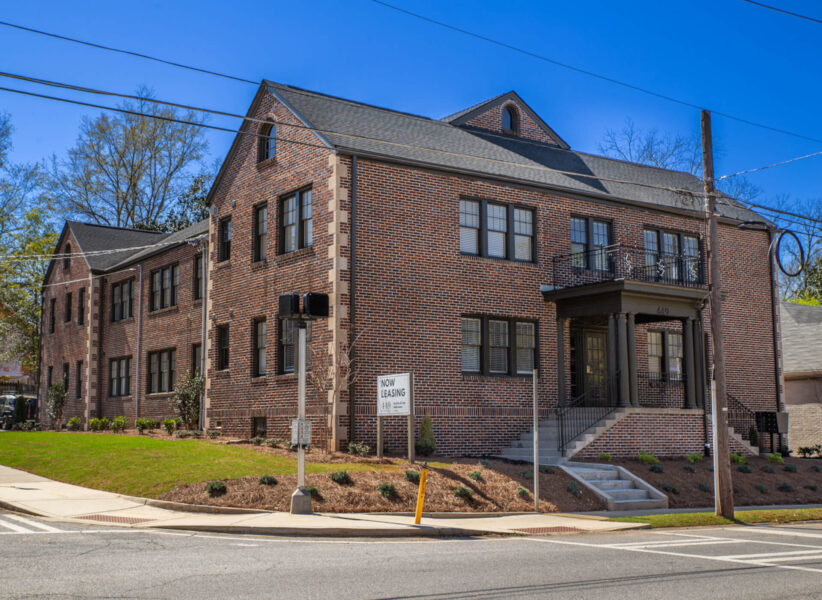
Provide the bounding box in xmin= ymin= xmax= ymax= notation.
xmin=66 ymin=417 xmax=82 ymax=431
xmin=46 ymin=382 xmax=67 ymax=429
xmin=521 ymin=470 xmax=533 ymax=479
xmin=172 ymin=371 xmax=204 ymax=431
xmin=266 ymin=437 xmax=283 ymax=448
xmin=109 ymin=416 xmax=127 ymax=433
xmin=175 ymin=430 xmax=191 ymax=439
xmin=686 ymin=452 xmax=703 ymax=464
xmin=479 ymin=459 xmax=492 ymax=468
xmin=206 ymin=430 xmax=221 ymax=439
xmin=649 ymin=464 xmax=663 ymax=473
xmin=206 ymin=481 xmax=226 ymax=497
xmin=250 ymin=436 xmax=265 ymax=446
xmin=378 ymin=483 xmax=397 ymax=499
xmin=539 ymin=465 xmax=555 ymax=475
xmin=805 ymin=484 xmax=818 ymax=492
xmin=567 ymin=480 xmax=582 ymax=498
xmin=516 ymin=485 xmax=529 ymax=498
xmin=135 ymin=417 xmax=156 ymax=434
xmin=468 ymin=471 xmax=484 ymax=482
xmin=636 ymin=451 xmax=659 ymax=464
xmin=730 ymin=453 xmax=747 ymax=465
xmin=660 ymin=483 xmax=679 ymax=495
xmin=812 ymin=465 xmax=822 ymax=473
xmin=598 ymin=453 xmax=612 ymax=462
xmin=737 ymin=465 xmax=751 ymax=474
xmin=330 ymin=471 xmax=352 ymax=485
xmin=756 ymin=484 xmax=767 ymax=494
xmin=697 ymin=482 xmax=710 ymax=492
xmin=259 ymin=475 xmax=278 ymax=486
xmin=304 ymin=485 xmax=321 ymax=499
xmin=763 ymin=465 xmax=775 ymax=474
xmin=415 ymin=413 xmax=437 ymax=456
xmin=348 ymin=441 xmax=370 ymax=456
xmin=784 ymin=464 xmax=797 ymax=473
xmin=748 ymin=426 xmax=759 ymax=448
xmin=798 ymin=446 xmax=816 ymax=459
xmin=405 ymin=470 xmax=420 ymax=484
xmin=767 ymin=453 xmax=784 ymax=464
xmin=162 ymin=418 xmax=178 ymax=435
xmin=683 ymin=465 xmax=696 ymax=473
xmin=89 ymin=417 xmax=110 ymax=431
xmin=454 ymin=486 xmax=472 ymax=500
xmin=778 ymin=482 xmax=793 ymax=492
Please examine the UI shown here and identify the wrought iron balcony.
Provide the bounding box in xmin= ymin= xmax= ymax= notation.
xmin=552 ymin=244 xmax=706 ymax=290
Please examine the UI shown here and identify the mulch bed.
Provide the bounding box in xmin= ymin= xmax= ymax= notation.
xmin=593 ymin=456 xmax=822 ymax=508
xmin=159 ymin=459 xmax=605 ymax=513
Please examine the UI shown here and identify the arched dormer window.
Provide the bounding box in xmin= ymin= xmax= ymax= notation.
xmin=63 ymin=244 xmax=71 ymax=271
xmin=259 ymin=123 xmax=276 ymax=162
xmin=502 ymin=106 xmax=519 ymax=134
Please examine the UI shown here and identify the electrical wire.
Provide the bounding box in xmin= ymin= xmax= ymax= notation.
xmin=717 ymin=149 xmax=822 ymax=180
xmin=742 ymin=0 xmax=822 ymax=25
xmin=0 ymin=234 xmax=207 ymax=263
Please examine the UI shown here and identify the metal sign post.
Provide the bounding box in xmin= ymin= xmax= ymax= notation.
xmin=533 ymin=369 xmax=539 ymax=512
xmin=290 ymin=321 xmax=312 ymax=514
xmin=376 ymin=372 xmax=414 ymax=463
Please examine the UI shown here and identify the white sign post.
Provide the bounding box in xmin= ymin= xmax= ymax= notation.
xmin=376 ymin=372 xmax=415 ymax=463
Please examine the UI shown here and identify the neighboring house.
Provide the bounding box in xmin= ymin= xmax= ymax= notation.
xmin=40 ymin=82 xmax=784 ymax=459
xmin=780 ymin=302 xmax=822 ymax=451
xmin=0 ymin=359 xmax=28 ymax=384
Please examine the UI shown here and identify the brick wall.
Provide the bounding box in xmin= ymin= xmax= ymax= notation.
xmin=461 ymin=99 xmax=558 ymax=145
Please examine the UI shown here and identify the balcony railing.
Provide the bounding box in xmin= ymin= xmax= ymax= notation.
xmin=552 ymin=244 xmax=705 ymax=290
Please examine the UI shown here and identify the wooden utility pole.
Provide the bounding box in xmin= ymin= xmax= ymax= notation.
xmin=700 ymin=110 xmax=735 ymax=520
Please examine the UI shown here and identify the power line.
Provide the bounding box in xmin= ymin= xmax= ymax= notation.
xmin=742 ymin=0 xmax=822 ymax=25
xmin=0 ymin=234 xmax=207 ymax=263
xmin=718 ymin=149 xmax=822 ymax=180
xmin=370 ymin=0 xmax=822 ymax=146
xmin=0 ymin=19 xmax=259 ymax=85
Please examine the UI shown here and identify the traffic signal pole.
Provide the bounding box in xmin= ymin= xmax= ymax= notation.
xmin=701 ymin=110 xmax=735 ymax=520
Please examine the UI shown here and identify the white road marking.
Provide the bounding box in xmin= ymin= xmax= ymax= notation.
xmin=739 ymin=527 xmax=822 ymax=541
xmin=0 ymin=517 xmax=32 ymax=533
xmin=756 ymin=553 xmax=822 ymax=563
xmin=4 ymin=514 xmax=63 ymax=533
xmin=723 ymin=549 xmax=822 ymax=560
xmin=616 ymin=539 xmax=741 ymax=549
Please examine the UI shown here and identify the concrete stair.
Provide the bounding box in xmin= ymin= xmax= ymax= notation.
xmin=563 ymin=464 xmax=668 ymax=511
xmin=498 ymin=420 xmax=564 ymax=464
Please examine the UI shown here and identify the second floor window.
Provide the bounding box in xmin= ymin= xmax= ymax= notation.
xmin=192 ymin=343 xmax=202 ymax=377
xmin=253 ymin=204 xmax=267 ymax=262
xmin=150 ymin=265 xmax=178 ymax=311
xmin=49 ymin=298 xmax=56 ymax=333
xmin=459 ymin=199 xmax=534 ymax=262
xmin=259 ymin=123 xmax=276 ymax=161
xmin=64 ymin=293 xmax=72 ymax=322
xmin=78 ymin=288 xmax=86 ymax=324
xmin=217 ymin=325 xmax=229 ymax=370
xmin=570 ymin=216 xmax=612 ymax=271
xmin=253 ymin=318 xmax=267 ymax=376
xmin=109 ymin=357 xmax=131 ymax=397
xmin=280 ymin=319 xmax=311 ymax=374
xmin=194 ymin=255 xmax=204 ymax=300
xmin=280 ymin=189 xmax=312 ymax=253
xmin=219 ymin=217 xmax=231 ymax=261
xmin=63 ymin=244 xmax=71 ymax=271
xmin=112 ymin=280 xmax=133 ymax=321
xmin=461 ymin=316 xmax=536 ymax=376
xmin=644 ymin=229 xmax=701 ymax=284
xmin=148 ymin=349 xmax=176 ymax=393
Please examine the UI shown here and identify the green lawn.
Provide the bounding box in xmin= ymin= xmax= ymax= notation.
xmin=612 ymin=508 xmax=822 ymax=528
xmin=0 ymin=432 xmax=394 ymax=498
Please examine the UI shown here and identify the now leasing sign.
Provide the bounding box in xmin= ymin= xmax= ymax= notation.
xmin=377 ymin=373 xmax=412 ymax=416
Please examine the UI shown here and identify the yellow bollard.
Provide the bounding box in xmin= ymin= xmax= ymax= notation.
xmin=413 ymin=463 xmax=428 ymax=525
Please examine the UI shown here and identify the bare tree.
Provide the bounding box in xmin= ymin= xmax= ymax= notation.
xmin=46 ymin=88 xmax=209 ymax=229
xmin=309 ymin=332 xmax=365 ymax=453
xmin=769 ymin=196 xmax=822 ymax=300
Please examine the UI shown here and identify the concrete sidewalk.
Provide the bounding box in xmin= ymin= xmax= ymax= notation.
xmin=0 ymin=465 xmax=643 ymax=537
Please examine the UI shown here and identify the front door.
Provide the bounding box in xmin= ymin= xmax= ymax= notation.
xmin=570 ymin=329 xmax=610 ymax=404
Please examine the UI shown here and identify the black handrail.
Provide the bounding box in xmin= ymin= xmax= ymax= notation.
xmin=727 ymin=394 xmax=758 ymax=442
xmin=552 ymin=244 xmax=705 ymax=290
xmin=557 ymin=373 xmax=619 ymax=455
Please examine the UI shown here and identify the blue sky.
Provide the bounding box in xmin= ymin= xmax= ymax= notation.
xmin=1 ymin=0 xmax=820 ymax=205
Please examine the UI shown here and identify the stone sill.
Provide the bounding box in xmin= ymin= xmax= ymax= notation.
xmin=459 ymin=254 xmax=538 ymax=267
xmin=255 ymin=157 xmax=277 ymax=172
xmin=274 ymin=247 xmax=314 ymax=265
xmin=148 ymin=305 xmax=179 ymax=318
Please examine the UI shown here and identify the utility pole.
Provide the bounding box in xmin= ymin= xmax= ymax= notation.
xmin=700 ymin=110 xmax=735 ymax=520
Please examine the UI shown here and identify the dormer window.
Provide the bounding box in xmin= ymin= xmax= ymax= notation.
xmin=63 ymin=244 xmax=71 ymax=271
xmin=502 ymin=106 xmax=519 ymax=134
xmin=259 ymin=123 xmax=276 ymax=161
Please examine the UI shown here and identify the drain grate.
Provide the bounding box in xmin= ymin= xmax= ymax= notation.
xmin=514 ymin=526 xmax=583 ymax=535
xmin=76 ymin=514 xmax=154 ymax=525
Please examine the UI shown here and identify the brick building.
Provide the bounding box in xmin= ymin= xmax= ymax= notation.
xmin=40 ymin=82 xmax=784 ymax=459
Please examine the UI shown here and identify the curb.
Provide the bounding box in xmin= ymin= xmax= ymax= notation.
xmin=145 ymin=523 xmax=505 ymax=538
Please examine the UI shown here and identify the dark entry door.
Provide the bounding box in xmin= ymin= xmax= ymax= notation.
xmin=570 ymin=329 xmax=610 ymax=404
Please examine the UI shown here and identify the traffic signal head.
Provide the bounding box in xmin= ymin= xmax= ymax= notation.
xmin=278 ymin=293 xmax=300 ymax=318
xmin=302 ymin=292 xmax=329 ymax=318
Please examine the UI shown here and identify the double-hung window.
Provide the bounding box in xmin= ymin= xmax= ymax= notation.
xmin=194 ymin=255 xmax=203 ymax=300
xmin=62 ymin=363 xmax=69 ymax=390
xmin=49 ymin=298 xmax=56 ymax=333
xmin=570 ymin=216 xmax=612 ymax=271
xmin=253 ymin=319 xmax=267 ymax=377
xmin=78 ymin=288 xmax=86 ymax=324
xmin=109 ymin=357 xmax=131 ymax=397
xmin=64 ymin=293 xmax=72 ymax=322
xmin=112 ymin=280 xmax=133 ymax=321
xmin=458 ymin=199 xmax=534 ymax=262
xmin=76 ymin=361 xmax=83 ymax=399
xmin=643 ymin=229 xmax=701 ymax=284
xmin=253 ymin=204 xmax=267 ymax=262
xmin=667 ymin=333 xmax=684 ymax=382
xmin=647 ymin=330 xmax=684 ymax=383
xmin=219 ymin=217 xmax=231 ymax=261
xmin=280 ymin=189 xmax=313 ymax=253
xmin=279 ymin=319 xmax=311 ymax=374
xmin=148 ymin=349 xmax=176 ymax=393
xmin=460 ymin=316 xmax=536 ymax=376
xmin=192 ymin=343 xmax=202 ymax=377
xmin=150 ymin=265 xmax=178 ymax=311
xmin=217 ymin=325 xmax=229 ymax=370
xmin=647 ymin=331 xmax=664 ymax=381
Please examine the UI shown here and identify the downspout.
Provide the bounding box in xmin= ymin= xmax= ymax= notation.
xmin=199 ymin=237 xmax=209 ymax=430
xmin=135 ymin=264 xmax=143 ymax=420
xmin=349 ymin=155 xmax=358 ymax=443
xmin=768 ymin=228 xmax=786 ymax=447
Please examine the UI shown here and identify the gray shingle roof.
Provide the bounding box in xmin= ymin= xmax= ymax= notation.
xmin=67 ymin=220 xmax=207 ymax=273
xmin=266 ymin=82 xmax=763 ymax=223
xmin=781 ymin=302 xmax=822 ymax=375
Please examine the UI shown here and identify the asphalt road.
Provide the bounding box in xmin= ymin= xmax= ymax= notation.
xmin=3 ymin=510 xmax=822 ymax=599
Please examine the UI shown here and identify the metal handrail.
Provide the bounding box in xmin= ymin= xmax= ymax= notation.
xmin=727 ymin=393 xmax=758 ymax=442
xmin=556 ymin=373 xmax=619 ymax=455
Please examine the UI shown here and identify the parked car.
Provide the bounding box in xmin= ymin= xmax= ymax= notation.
xmin=0 ymin=394 xmax=17 ymax=429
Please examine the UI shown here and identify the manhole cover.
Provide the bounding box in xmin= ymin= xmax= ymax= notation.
xmin=514 ymin=526 xmax=583 ymax=535
xmin=76 ymin=514 xmax=153 ymax=525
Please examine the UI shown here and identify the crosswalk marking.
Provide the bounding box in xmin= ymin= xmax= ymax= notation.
xmin=0 ymin=517 xmax=32 ymax=533
xmin=5 ymin=514 xmax=63 ymax=533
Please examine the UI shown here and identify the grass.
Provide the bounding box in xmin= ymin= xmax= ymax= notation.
xmin=0 ymin=432 xmax=395 ymax=498
xmin=611 ymin=508 xmax=822 ymax=528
